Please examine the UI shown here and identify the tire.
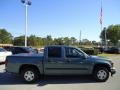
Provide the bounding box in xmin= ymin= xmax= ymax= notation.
xmin=21 ymin=68 xmax=39 ymax=83
xmin=93 ymin=67 xmax=109 ymax=82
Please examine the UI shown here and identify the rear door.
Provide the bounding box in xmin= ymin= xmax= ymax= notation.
xmin=44 ymin=46 xmax=67 ymax=75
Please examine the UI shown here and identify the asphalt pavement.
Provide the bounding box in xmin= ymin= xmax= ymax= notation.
xmin=0 ymin=55 xmax=120 ymax=90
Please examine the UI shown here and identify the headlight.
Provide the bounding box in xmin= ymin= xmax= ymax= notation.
xmin=109 ymin=60 xmax=114 ymax=67
xmin=111 ymin=62 xmax=114 ymax=67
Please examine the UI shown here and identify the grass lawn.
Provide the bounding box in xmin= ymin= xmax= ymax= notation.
xmin=97 ymin=53 xmax=118 ymax=58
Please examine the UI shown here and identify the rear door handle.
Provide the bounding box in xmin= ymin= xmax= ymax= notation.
xmin=49 ymin=62 xmax=56 ymax=64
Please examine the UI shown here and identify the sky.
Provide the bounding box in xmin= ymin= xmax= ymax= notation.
xmin=0 ymin=0 xmax=120 ymax=42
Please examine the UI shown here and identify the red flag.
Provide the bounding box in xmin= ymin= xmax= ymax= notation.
xmin=100 ymin=7 xmax=102 ymax=24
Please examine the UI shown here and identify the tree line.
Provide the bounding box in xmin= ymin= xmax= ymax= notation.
xmin=100 ymin=24 xmax=120 ymax=46
xmin=0 ymin=24 xmax=120 ymax=47
xmin=0 ymin=28 xmax=98 ymax=47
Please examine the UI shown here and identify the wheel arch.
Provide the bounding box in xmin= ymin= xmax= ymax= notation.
xmin=93 ymin=63 xmax=111 ymax=73
xmin=19 ymin=64 xmax=40 ymax=75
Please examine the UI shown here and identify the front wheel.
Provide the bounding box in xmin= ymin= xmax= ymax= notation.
xmin=93 ymin=67 xmax=109 ymax=82
xmin=21 ymin=68 xmax=39 ymax=83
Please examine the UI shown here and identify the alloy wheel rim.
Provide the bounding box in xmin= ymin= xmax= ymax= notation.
xmin=97 ymin=70 xmax=107 ymax=80
xmin=24 ymin=71 xmax=35 ymax=81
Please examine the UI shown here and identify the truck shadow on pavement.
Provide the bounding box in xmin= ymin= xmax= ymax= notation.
xmin=0 ymin=72 xmax=99 ymax=86
xmin=37 ymin=75 xmax=97 ymax=86
xmin=0 ymin=72 xmax=23 ymax=85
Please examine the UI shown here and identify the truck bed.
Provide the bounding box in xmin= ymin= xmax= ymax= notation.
xmin=6 ymin=53 xmax=44 ymax=73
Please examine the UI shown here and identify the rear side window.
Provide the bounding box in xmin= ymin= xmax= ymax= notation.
xmin=48 ymin=47 xmax=62 ymax=58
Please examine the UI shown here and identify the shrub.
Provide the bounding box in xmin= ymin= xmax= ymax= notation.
xmin=81 ymin=48 xmax=99 ymax=55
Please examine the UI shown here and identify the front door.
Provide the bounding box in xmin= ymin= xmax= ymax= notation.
xmin=64 ymin=47 xmax=91 ymax=75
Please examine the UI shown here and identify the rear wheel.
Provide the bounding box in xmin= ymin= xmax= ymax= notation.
xmin=21 ymin=68 xmax=39 ymax=83
xmin=93 ymin=67 xmax=109 ymax=82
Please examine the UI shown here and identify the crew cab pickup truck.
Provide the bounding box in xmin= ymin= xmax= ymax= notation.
xmin=5 ymin=45 xmax=116 ymax=83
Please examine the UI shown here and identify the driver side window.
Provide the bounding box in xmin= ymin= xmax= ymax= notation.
xmin=65 ymin=47 xmax=83 ymax=58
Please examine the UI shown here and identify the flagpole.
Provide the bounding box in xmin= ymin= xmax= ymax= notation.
xmin=100 ymin=0 xmax=103 ymax=47
xmin=101 ymin=17 xmax=102 ymax=47
xmin=105 ymin=28 xmax=107 ymax=49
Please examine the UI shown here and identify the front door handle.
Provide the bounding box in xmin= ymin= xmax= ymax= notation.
xmin=48 ymin=60 xmax=56 ymax=63
xmin=57 ymin=61 xmax=64 ymax=64
xmin=67 ymin=59 xmax=71 ymax=62
xmin=79 ymin=62 xmax=83 ymax=64
xmin=49 ymin=62 xmax=56 ymax=64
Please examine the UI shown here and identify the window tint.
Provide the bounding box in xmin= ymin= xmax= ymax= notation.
xmin=12 ymin=47 xmax=27 ymax=54
xmin=23 ymin=47 xmax=31 ymax=52
xmin=65 ymin=47 xmax=83 ymax=58
xmin=48 ymin=47 xmax=62 ymax=58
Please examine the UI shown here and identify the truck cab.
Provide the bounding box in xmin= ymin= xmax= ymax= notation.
xmin=43 ymin=45 xmax=92 ymax=75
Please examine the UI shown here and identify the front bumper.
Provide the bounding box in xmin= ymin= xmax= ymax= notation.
xmin=110 ymin=67 xmax=116 ymax=76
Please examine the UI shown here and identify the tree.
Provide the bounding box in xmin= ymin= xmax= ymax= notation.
xmin=100 ymin=27 xmax=107 ymax=45
xmin=100 ymin=25 xmax=120 ymax=45
xmin=14 ymin=36 xmax=25 ymax=46
xmin=28 ymin=35 xmax=43 ymax=47
xmin=46 ymin=35 xmax=53 ymax=45
xmin=28 ymin=35 xmax=37 ymax=46
xmin=70 ymin=37 xmax=77 ymax=45
xmin=53 ymin=38 xmax=64 ymax=45
xmin=82 ymin=39 xmax=91 ymax=45
xmin=92 ymin=41 xmax=98 ymax=46
xmin=0 ymin=28 xmax=13 ymax=44
xmin=63 ymin=37 xmax=70 ymax=45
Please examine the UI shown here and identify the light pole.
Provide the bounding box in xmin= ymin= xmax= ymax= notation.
xmin=21 ymin=0 xmax=31 ymax=47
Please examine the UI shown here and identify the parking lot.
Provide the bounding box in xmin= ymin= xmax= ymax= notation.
xmin=0 ymin=55 xmax=120 ymax=90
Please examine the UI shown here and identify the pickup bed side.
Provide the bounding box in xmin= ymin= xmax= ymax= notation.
xmin=6 ymin=54 xmax=44 ymax=74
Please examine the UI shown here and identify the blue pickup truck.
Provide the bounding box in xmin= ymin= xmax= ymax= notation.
xmin=5 ymin=45 xmax=116 ymax=83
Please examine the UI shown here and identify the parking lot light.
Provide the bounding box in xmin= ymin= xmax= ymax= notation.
xmin=21 ymin=0 xmax=32 ymax=47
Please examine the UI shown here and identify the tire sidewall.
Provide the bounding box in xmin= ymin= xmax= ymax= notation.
xmin=94 ymin=67 xmax=109 ymax=82
xmin=21 ymin=68 xmax=39 ymax=83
